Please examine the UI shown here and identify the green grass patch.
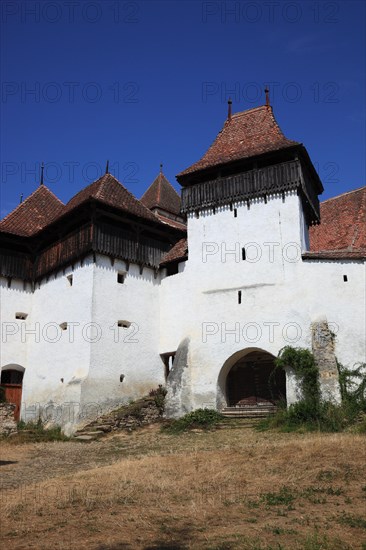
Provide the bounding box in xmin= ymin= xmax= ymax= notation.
xmin=162 ymin=408 xmax=224 ymax=434
xmin=14 ymin=419 xmax=70 ymax=442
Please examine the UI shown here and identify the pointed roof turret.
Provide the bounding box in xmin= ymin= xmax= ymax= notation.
xmin=141 ymin=169 xmax=181 ymax=216
xmin=177 ymin=104 xmax=299 ymax=179
xmin=0 ymin=185 xmax=65 ymax=236
xmin=65 ymin=172 xmax=158 ymax=223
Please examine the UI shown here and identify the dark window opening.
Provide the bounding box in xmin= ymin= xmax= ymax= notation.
xmin=15 ymin=312 xmax=28 ymax=320
xmin=1 ymin=370 xmax=24 ymax=385
xmin=238 ymin=290 xmax=242 ymax=304
xmin=67 ymin=275 xmax=73 ymax=286
xmin=234 ymin=208 xmax=237 ymax=218
xmin=117 ymin=272 xmax=125 ymax=284
xmin=118 ymin=320 xmax=131 ymax=328
xmin=343 ymin=275 xmax=348 ymax=282
xmin=242 ymin=247 xmax=246 ymax=261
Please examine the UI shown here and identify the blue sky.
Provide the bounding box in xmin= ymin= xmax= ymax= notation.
xmin=1 ymin=0 xmax=365 ymax=217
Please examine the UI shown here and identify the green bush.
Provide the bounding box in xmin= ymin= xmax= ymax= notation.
xmin=261 ymin=349 xmax=366 ymax=433
xmin=16 ymin=418 xmax=69 ymax=441
xmin=274 ymin=346 xmax=320 ymax=404
xmin=149 ymin=384 xmax=167 ymax=413
xmin=162 ymin=408 xmax=224 ymax=434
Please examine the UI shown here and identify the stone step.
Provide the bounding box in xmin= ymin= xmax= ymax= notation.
xmin=90 ymin=424 xmax=112 ymax=432
xmin=73 ymin=430 xmax=105 ymax=437
xmin=73 ymin=435 xmax=96 ymax=442
xmin=222 ymin=407 xmax=276 ymax=418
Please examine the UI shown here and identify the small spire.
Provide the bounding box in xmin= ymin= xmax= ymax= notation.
xmin=227 ymin=98 xmax=232 ymax=121
xmin=265 ymin=87 xmax=270 ymax=107
xmin=40 ymin=162 xmax=44 ymax=186
xmin=105 ymin=160 xmax=109 ymax=174
xmin=20 ymin=193 xmax=23 ymax=204
xmin=160 ymin=163 xmax=163 ymax=174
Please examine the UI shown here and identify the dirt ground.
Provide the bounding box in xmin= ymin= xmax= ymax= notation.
xmin=1 ymin=422 xmax=366 ymax=549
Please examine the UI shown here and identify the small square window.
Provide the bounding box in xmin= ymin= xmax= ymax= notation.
xmin=343 ymin=275 xmax=348 ymax=282
xmin=15 ymin=312 xmax=28 ymax=320
xmin=118 ymin=320 xmax=131 ymax=328
xmin=117 ymin=272 xmax=125 ymax=284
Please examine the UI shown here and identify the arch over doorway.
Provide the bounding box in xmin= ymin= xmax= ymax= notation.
xmin=1 ymin=364 xmax=25 ymax=421
xmin=217 ymin=348 xmax=286 ymax=408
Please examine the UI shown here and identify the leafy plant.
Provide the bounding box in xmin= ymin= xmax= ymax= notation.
xmin=14 ymin=419 xmax=69 ymax=442
xmin=149 ymin=384 xmax=167 ymax=413
xmin=274 ymin=346 xmax=320 ymax=404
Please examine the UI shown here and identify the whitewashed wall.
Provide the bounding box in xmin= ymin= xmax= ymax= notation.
xmin=80 ymin=255 xmax=165 ymax=421
xmin=1 ymin=189 xmax=364 ymax=429
xmin=161 ymin=192 xmax=366 ymax=416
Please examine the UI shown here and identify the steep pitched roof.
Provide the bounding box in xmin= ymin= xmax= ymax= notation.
xmin=141 ymin=171 xmax=181 ymax=215
xmin=309 ymin=186 xmax=366 ymax=253
xmin=160 ymin=238 xmax=188 ymax=265
xmin=0 ymin=185 xmax=65 ymax=237
xmin=178 ymin=105 xmax=299 ymax=177
xmin=65 ymin=173 xmax=158 ymax=223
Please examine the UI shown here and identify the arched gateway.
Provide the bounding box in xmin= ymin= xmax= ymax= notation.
xmin=218 ymin=349 xmax=286 ymax=409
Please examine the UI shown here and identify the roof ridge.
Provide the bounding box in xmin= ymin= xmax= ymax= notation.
xmin=66 ymin=172 xmax=162 ymax=224
xmin=0 ymin=184 xmax=64 ymax=224
xmin=231 ymin=104 xmax=269 ymax=117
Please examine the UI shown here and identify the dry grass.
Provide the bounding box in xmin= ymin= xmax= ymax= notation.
xmin=1 ymin=423 xmax=366 ymax=549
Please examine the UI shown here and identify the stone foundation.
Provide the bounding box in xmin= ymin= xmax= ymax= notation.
xmin=0 ymin=403 xmax=17 ymax=436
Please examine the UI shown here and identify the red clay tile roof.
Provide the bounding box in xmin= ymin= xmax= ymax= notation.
xmin=141 ymin=171 xmax=181 ymax=215
xmin=160 ymin=238 xmax=188 ymax=265
xmin=309 ymin=186 xmax=366 ymax=253
xmin=155 ymin=213 xmax=187 ymax=231
xmin=0 ymin=185 xmax=65 ymax=237
xmin=65 ymin=173 xmax=159 ymax=223
xmin=178 ymin=105 xmax=299 ymax=177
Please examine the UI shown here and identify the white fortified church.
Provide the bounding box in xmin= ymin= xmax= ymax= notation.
xmin=1 ymin=100 xmax=365 ymax=434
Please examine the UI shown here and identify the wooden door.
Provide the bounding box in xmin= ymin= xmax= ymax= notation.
xmin=1 ymin=384 xmax=22 ymax=420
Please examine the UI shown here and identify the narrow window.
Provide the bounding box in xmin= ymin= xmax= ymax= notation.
xmin=343 ymin=275 xmax=348 ymax=282
xmin=67 ymin=274 xmax=73 ymax=286
xmin=242 ymin=247 xmax=246 ymax=261
xmin=117 ymin=272 xmax=125 ymax=284
xmin=238 ymin=291 xmax=242 ymax=304
xmin=60 ymin=322 xmax=68 ymax=331
xmin=15 ymin=312 xmax=28 ymax=320
xmin=234 ymin=208 xmax=237 ymax=218
xmin=118 ymin=320 xmax=131 ymax=328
